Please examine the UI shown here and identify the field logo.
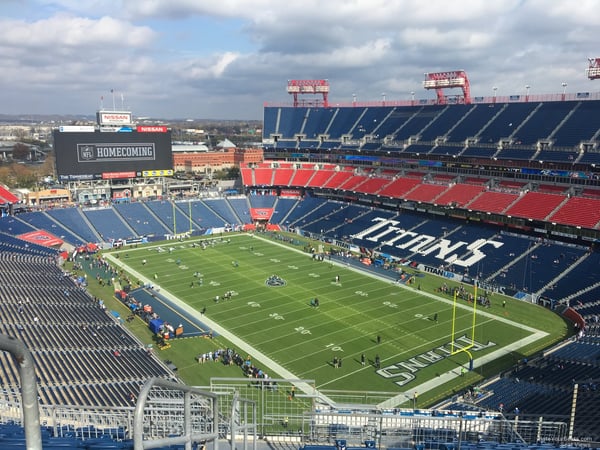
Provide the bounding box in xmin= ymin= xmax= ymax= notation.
xmin=266 ymin=275 xmax=286 ymax=287
xmin=376 ymin=335 xmax=496 ymax=386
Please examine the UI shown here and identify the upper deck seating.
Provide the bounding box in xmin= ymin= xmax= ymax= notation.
xmin=476 ymin=102 xmax=538 ymax=144
xmin=513 ymin=101 xmax=577 ymax=145
xmin=326 ymin=107 xmax=365 ymax=139
xmin=549 ymin=100 xmax=600 ymax=147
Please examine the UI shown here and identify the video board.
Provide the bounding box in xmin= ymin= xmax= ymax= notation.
xmin=53 ymin=128 xmax=173 ymax=181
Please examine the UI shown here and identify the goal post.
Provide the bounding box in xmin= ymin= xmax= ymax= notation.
xmin=449 ymin=283 xmax=478 ymax=370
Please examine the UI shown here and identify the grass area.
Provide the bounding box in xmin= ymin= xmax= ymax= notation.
xmin=82 ymin=232 xmax=571 ymax=408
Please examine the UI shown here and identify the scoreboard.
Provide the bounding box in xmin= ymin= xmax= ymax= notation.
xmin=53 ymin=128 xmax=173 ymax=182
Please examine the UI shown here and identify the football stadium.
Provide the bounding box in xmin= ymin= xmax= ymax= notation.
xmin=1 ymin=67 xmax=600 ymax=450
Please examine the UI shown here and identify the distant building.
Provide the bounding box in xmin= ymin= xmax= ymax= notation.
xmin=172 ymin=146 xmax=263 ymax=176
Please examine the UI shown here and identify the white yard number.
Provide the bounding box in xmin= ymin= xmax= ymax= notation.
xmin=383 ymin=301 xmax=398 ymax=308
xmin=247 ymin=302 xmax=261 ymax=308
xmin=294 ymin=326 xmax=311 ymax=335
xmin=326 ymin=343 xmax=344 ymax=352
xmin=355 ymin=290 xmax=369 ymax=297
xmin=269 ymin=313 xmax=284 ymax=320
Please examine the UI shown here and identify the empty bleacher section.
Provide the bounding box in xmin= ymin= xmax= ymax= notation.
xmin=83 ymin=207 xmax=137 ymax=242
xmin=0 ymin=251 xmax=175 ymax=408
xmin=268 ymin=196 xmax=298 ymax=226
xmin=0 ymin=231 xmax=59 ymax=257
xmin=189 ymin=199 xmax=229 ymax=229
xmin=352 ymin=176 xmax=391 ymax=195
xmin=144 ymin=199 xmax=194 ymax=234
xmin=433 ymin=183 xmax=485 ymax=207
xmin=254 ymin=164 xmax=275 ymax=185
xmin=227 ymin=196 xmax=252 ymax=223
xmin=290 ymin=167 xmax=317 ymax=186
xmin=202 ymin=198 xmax=241 ymax=226
xmin=504 ymin=192 xmax=566 ymax=221
xmin=377 ymin=177 xmax=422 ymax=198
xmin=45 ymin=208 xmax=100 ymax=244
xmin=403 ymin=183 xmax=448 ymax=203
xmin=467 ymin=338 xmax=600 ymax=441
xmin=265 ymin=100 xmax=600 ymax=157
xmin=18 ymin=210 xmax=96 ymax=246
xmin=0 ymin=215 xmax=37 ymax=235
xmin=548 ymin=196 xmax=600 ymax=228
xmin=113 ymin=201 xmax=170 ymax=237
xmin=272 ymin=162 xmax=295 ymax=185
xmin=306 ymin=164 xmax=337 ymax=188
xmin=323 ymin=169 xmax=355 ymax=189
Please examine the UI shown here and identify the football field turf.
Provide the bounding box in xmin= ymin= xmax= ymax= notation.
xmin=106 ymin=232 xmax=568 ymax=405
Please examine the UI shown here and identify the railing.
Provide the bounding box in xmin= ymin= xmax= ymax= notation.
xmin=264 ymin=92 xmax=600 ymax=108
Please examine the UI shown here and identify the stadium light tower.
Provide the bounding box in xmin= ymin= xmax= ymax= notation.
xmin=423 ymin=70 xmax=471 ymax=104
xmin=287 ymin=79 xmax=330 ymax=107
xmin=587 ymin=58 xmax=600 ymax=79
xmin=492 ymin=86 xmax=498 ymax=104
xmin=525 ymin=84 xmax=531 ymax=102
xmin=562 ymin=82 xmax=567 ymax=101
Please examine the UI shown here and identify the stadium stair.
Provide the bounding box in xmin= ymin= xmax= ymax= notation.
xmin=76 ymin=208 xmax=103 ymax=242
xmin=535 ymin=252 xmax=591 ymax=297
xmin=484 ymin=239 xmax=541 ymax=283
xmin=111 ymin=207 xmax=140 ymax=238
xmin=139 ymin=202 xmax=173 ymax=233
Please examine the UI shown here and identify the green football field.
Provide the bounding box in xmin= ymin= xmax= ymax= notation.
xmin=105 ymin=232 xmax=569 ymax=406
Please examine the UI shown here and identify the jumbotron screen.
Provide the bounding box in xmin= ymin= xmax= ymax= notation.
xmin=53 ymin=128 xmax=173 ymax=181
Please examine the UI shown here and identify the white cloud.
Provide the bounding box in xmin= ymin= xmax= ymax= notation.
xmin=1 ymin=0 xmax=599 ymax=118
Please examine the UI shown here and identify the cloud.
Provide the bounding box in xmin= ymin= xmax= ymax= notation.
xmin=1 ymin=0 xmax=599 ymax=118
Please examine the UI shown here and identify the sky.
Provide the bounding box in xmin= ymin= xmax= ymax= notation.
xmin=1 ymin=0 xmax=599 ymax=120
